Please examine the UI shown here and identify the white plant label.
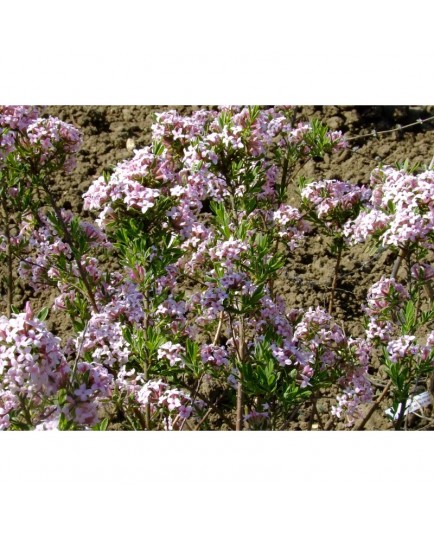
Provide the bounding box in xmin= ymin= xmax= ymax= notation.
xmin=385 ymin=391 xmax=432 ymax=420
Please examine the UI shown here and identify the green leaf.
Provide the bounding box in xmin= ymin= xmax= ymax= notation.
xmin=57 ymin=388 xmax=67 ymax=406
xmin=58 ymin=412 xmax=73 ymax=431
xmin=36 ymin=306 xmax=50 ymax=322
xmin=93 ymin=417 xmax=109 ymax=431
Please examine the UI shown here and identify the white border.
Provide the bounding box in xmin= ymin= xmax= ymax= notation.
xmin=1 ymin=432 xmax=433 ymax=535
xmin=2 ymin=1 xmax=433 ymax=103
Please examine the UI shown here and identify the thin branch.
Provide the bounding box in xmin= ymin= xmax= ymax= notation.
xmin=213 ymin=311 xmax=224 ymax=345
xmin=391 ymin=249 xmax=405 ymax=279
xmin=328 ymin=239 xmax=343 ymax=315
xmin=236 ymin=316 xmax=246 ymax=431
xmin=346 ymin=115 xmax=434 ymax=142
xmin=354 ymin=379 xmax=392 ymax=431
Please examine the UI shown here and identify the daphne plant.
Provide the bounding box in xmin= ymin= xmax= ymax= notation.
xmin=81 ymin=105 xmax=368 ymax=430
xmin=4 ymin=104 xmax=432 ymax=431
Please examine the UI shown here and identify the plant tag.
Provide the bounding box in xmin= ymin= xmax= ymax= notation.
xmin=385 ymin=391 xmax=432 ymax=420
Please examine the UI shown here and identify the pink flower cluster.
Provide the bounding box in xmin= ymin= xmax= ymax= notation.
xmin=386 ymin=336 xmax=420 ymax=363
xmin=365 ymin=277 xmax=409 ymax=317
xmin=0 ymin=105 xmax=39 ymax=167
xmin=26 ymin=116 xmax=82 ymax=172
xmin=345 ymin=166 xmax=434 ymax=248
xmin=151 ymin=109 xmax=216 ymax=145
xmin=150 ymin=107 xmax=346 ymax=166
xmin=0 ymin=303 xmax=69 ymax=429
xmin=244 ymin=404 xmax=269 ymax=426
xmin=254 ymin=294 xmax=294 ymax=340
xmin=364 ymin=277 xmax=410 ymax=343
xmin=155 ymin=298 xmax=187 ymax=334
xmin=1 ymin=106 xmax=83 ymax=174
xmin=62 ymin=361 xmax=113 ymax=427
xmin=78 ymin=313 xmax=130 ymax=368
xmin=18 ymin=210 xmax=73 ymax=292
xmin=94 ymin=277 xmax=144 ymax=324
xmin=200 ymin=343 xmax=229 ymax=367
xmin=194 ymin=285 xmax=228 ymax=323
xmin=136 ymin=379 xmax=200 ymax=426
xmin=157 ymin=341 xmax=184 ymax=367
xmin=272 ymin=204 xmax=310 ymax=249
xmin=293 ymin=306 xmax=347 ymax=357
xmin=270 ymin=339 xmax=311 ymax=370
xmin=0 ymin=105 xmax=40 ymax=132
xmin=209 ymin=237 xmax=248 ymax=268
xmin=411 ymin=262 xmax=434 ymax=282
xmin=18 ymin=209 xmax=111 ymax=293
xmin=73 ymin=275 xmax=145 ymax=373
xmin=301 ymin=179 xmax=371 ymax=228
xmin=83 ymin=146 xmax=179 ymax=226
xmin=332 ymin=338 xmax=373 ymax=423
xmin=332 ymin=372 xmax=372 ymax=423
xmin=258 ymin=305 xmax=349 ymax=389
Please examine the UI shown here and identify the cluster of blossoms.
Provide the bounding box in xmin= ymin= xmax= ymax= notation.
xmin=26 ymin=116 xmax=83 ymax=172
xmin=301 ymin=179 xmax=371 ymax=229
xmin=0 ymin=302 xmax=121 ymax=430
xmin=365 ymin=277 xmax=409 ymax=318
xmin=364 ymin=277 xmax=409 ymax=343
xmin=411 ymin=262 xmax=434 ymax=282
xmin=77 ymin=313 xmax=131 ymax=368
xmin=1 ymin=106 xmax=82 ymax=173
xmin=155 ymin=297 xmax=187 ymax=334
xmin=270 ymin=339 xmax=313 ymax=386
xmin=209 ymin=238 xmax=248 ymax=268
xmin=0 ymin=105 xmax=40 ymax=132
xmin=262 ymin=305 xmax=373 ymax=421
xmin=151 ymin=109 xmax=216 ymax=145
xmin=193 ymin=285 xmax=229 ymax=324
xmin=332 ymin=338 xmax=373 ymax=423
xmin=294 ymin=307 xmax=347 ymax=357
xmin=157 ymin=341 xmax=184 ymax=367
xmin=333 ymin=373 xmax=373 ymax=423
xmin=245 ymin=107 xmax=347 ymax=156
xmin=363 ymin=278 xmax=434 ymax=363
xmin=345 ymin=166 xmax=434 ymax=248
xmin=136 ymin=379 xmax=202 ymax=428
xmin=0 ymin=303 xmax=69 ymax=430
xmin=18 ymin=209 xmax=111 ymax=293
xmin=83 ymin=146 xmax=175 ymax=226
xmin=386 ymin=336 xmax=422 ymax=363
xmin=244 ymin=404 xmax=270 ymax=426
xmin=18 ymin=210 xmax=74 ymax=292
xmin=200 ymin=343 xmax=229 ymax=367
xmin=252 ymin=294 xmax=294 ymax=340
xmin=272 ymin=204 xmax=311 ymax=249
xmin=186 ymin=269 xmax=257 ymax=329
xmin=0 ymin=106 xmax=39 ymax=167
xmin=61 ymin=361 xmax=113 ymax=427
xmin=292 ymin=307 xmax=349 ymax=388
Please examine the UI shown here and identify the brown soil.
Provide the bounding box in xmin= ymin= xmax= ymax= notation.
xmin=5 ymin=105 xmax=434 ymax=430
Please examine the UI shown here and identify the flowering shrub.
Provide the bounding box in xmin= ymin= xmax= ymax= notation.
xmin=1 ymin=104 xmax=434 ymax=431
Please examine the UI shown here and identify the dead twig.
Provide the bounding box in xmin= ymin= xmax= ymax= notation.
xmin=354 ymin=379 xmax=392 ymax=431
